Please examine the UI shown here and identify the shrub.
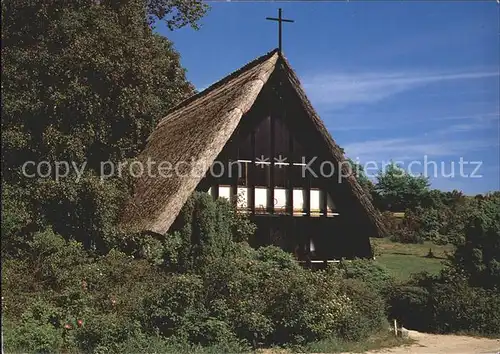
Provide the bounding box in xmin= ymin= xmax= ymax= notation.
xmin=167 ymin=192 xmax=256 ymax=273
xmin=390 ymin=228 xmax=423 ymax=244
xmin=380 ymin=211 xmax=400 ymax=236
xmin=339 ymin=278 xmax=387 ymax=340
xmin=32 ymin=176 xmax=127 ymax=250
xmin=388 ymin=284 xmax=432 ymax=331
xmin=138 ymin=274 xmax=205 ymax=341
xmin=389 ymin=271 xmax=500 ymax=336
xmin=254 ymin=245 xmax=299 ymax=270
xmin=389 ymin=209 xmax=423 ymax=244
xmin=3 ymin=301 xmax=64 ymax=354
xmin=339 ymin=258 xmax=393 ymax=289
xmin=3 ymin=192 xmax=391 ymax=352
xmin=72 ymin=314 xmax=144 ymax=353
xmin=451 ymin=194 xmax=500 ymax=289
xmin=334 ymin=259 xmax=393 ymax=338
xmin=1 ymin=182 xmax=33 ymax=258
xmin=429 ymin=281 xmax=500 ymax=335
xmin=415 ymin=207 xmax=444 ymax=243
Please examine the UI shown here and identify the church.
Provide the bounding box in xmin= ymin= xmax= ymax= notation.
xmin=121 ymin=41 xmax=386 ymax=263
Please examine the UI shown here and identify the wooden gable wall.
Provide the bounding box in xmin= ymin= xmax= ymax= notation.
xmin=195 ymin=68 xmax=372 ymax=261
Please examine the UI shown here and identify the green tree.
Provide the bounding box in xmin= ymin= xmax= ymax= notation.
xmin=450 ymin=194 xmax=500 ymax=289
xmin=1 ymin=0 xmax=207 ymax=245
xmin=373 ymin=162 xmax=430 ymax=211
xmin=346 ymin=158 xmax=374 ymax=199
xmin=2 ymin=0 xmax=206 ymax=179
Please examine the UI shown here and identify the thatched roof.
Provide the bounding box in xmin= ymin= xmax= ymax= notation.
xmin=121 ymin=49 xmax=386 ymax=238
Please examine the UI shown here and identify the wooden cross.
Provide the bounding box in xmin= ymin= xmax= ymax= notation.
xmin=266 ymin=8 xmax=294 ymax=53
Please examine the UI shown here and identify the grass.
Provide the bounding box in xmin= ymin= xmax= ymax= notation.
xmin=302 ymin=331 xmax=414 ymax=353
xmin=371 ymin=238 xmax=454 ymax=282
xmin=259 ymin=330 xmax=415 ymax=353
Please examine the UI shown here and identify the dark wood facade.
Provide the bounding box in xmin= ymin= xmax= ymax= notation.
xmin=197 ymin=69 xmax=372 ymax=262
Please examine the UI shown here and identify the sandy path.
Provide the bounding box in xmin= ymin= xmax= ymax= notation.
xmin=366 ymin=330 xmax=500 ymax=354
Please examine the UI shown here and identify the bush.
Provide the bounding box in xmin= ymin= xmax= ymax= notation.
xmin=389 ymin=271 xmax=500 ymax=336
xmin=389 ymin=209 xmax=423 ymax=244
xmin=3 ymin=192 xmax=390 ymax=352
xmin=32 ymin=176 xmax=127 ymax=250
xmin=1 ymin=182 xmax=33 ymax=258
xmin=388 ymin=284 xmax=432 ymax=331
xmin=388 ymin=194 xmax=500 ymax=337
xmin=339 ymin=258 xmax=393 ymax=289
xmin=339 ymin=279 xmax=388 ymax=340
xmin=167 ymin=192 xmax=256 ymax=272
xmin=3 ymin=301 xmax=64 ymax=354
xmin=429 ymin=281 xmax=500 ymax=335
xmin=415 ymin=207 xmax=443 ymax=243
xmin=336 ymin=259 xmax=394 ymax=335
xmin=138 ymin=274 xmax=205 ymax=341
xmin=380 ymin=211 xmax=400 ymax=235
xmin=390 ymin=228 xmax=423 ymax=244
xmin=451 ymin=194 xmax=500 ymax=289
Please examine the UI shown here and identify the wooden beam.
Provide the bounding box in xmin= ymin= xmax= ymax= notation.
xmin=212 ymin=182 xmax=219 ymax=200
xmin=304 ymin=161 xmax=311 ymax=217
xmin=321 ymin=184 xmax=328 ymax=218
xmin=286 ymin=127 xmax=294 ymax=215
xmin=250 ymin=129 xmax=256 ymax=215
xmin=222 ymin=136 xmax=238 ymax=207
xmin=306 ymin=233 xmax=312 ymax=269
xmin=230 ymin=160 xmax=238 ymax=207
xmin=268 ymin=115 xmax=275 ymax=214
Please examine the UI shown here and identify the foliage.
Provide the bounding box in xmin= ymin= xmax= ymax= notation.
xmin=388 ymin=283 xmax=432 ymax=331
xmin=3 ymin=302 xmax=64 ymax=354
xmin=389 ymin=197 xmax=500 ymax=337
xmin=2 ymin=0 xmax=202 ymax=180
xmin=380 ymin=211 xmax=400 ymax=235
xmin=346 ymin=158 xmax=375 ymax=199
xmin=165 ymin=192 xmax=257 ymax=272
xmin=412 ymin=191 xmax=476 ymax=245
xmin=301 ymin=329 xmax=412 ymax=354
xmin=3 ymin=193 xmax=389 ymax=353
xmin=338 ymin=258 xmax=393 ymax=291
xmin=1 ymin=182 xmax=34 ymax=257
xmin=4 ymin=0 xmax=499 ymax=348
xmin=1 ymin=0 xmax=208 ymax=253
xmin=450 ymin=193 xmax=500 ymax=289
xmin=413 ymin=207 xmax=442 ymax=243
xmin=377 ymin=188 xmax=481 ymax=246
xmin=389 ymin=209 xmax=423 ymax=244
xmin=373 ymin=162 xmax=430 ymax=212
xmin=338 ymin=279 xmax=388 ymax=340
xmin=335 ymin=259 xmax=394 ymax=337
xmin=387 ymin=194 xmax=476 ymax=245
xmin=389 ymin=272 xmax=500 ymax=336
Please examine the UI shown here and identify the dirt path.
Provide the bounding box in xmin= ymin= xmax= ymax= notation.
xmin=366 ymin=330 xmax=500 ymax=354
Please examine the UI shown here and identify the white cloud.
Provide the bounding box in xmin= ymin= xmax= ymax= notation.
xmin=343 ymin=137 xmax=497 ymax=162
xmin=302 ymin=70 xmax=499 ymax=108
xmin=440 ymin=123 xmax=484 ymax=134
xmin=436 ymin=115 xmax=499 ymax=135
xmin=437 ymin=112 xmax=499 ymax=122
xmin=329 ymin=112 xmax=499 ymax=132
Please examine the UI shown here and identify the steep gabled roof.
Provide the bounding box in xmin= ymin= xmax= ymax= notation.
xmin=121 ymin=49 xmax=386 ymax=238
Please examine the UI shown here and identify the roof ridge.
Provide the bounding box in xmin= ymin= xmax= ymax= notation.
xmin=162 ymin=48 xmax=280 ymax=119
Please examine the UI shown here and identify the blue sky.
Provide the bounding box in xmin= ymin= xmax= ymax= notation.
xmin=156 ymin=2 xmax=499 ymax=195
